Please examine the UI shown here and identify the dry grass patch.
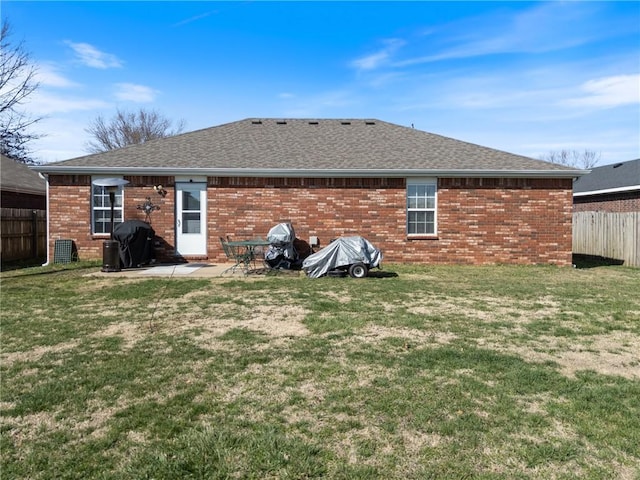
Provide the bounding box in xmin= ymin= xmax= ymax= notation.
xmin=151 ymin=294 xmax=311 ymax=343
xmin=3 ymin=410 xmax=58 ymax=448
xmin=483 ymin=331 xmax=640 ymax=379
xmin=407 ymin=294 xmax=562 ymax=324
xmin=90 ymin=321 xmax=148 ymax=350
xmin=1 ymin=340 xmax=81 ymax=367
xmin=359 ymin=324 xmax=458 ymax=345
xmin=2 ymin=263 xmax=639 ymax=479
xmin=320 ymin=290 xmax=352 ymax=304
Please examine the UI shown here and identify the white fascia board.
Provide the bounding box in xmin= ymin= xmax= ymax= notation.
xmin=31 ymin=166 xmax=587 ymax=179
xmin=574 ymin=185 xmax=640 ymax=197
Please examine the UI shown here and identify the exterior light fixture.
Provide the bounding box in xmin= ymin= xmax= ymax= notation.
xmin=92 ymin=178 xmax=130 ymax=272
xmin=153 ymin=184 xmax=167 ymax=197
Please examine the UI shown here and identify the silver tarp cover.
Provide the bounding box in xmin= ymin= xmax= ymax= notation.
xmin=265 ymin=222 xmax=297 ymax=267
xmin=302 ymin=236 xmax=382 ymax=278
xmin=267 ymin=222 xmax=295 ymax=246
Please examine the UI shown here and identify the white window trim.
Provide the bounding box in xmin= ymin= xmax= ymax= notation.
xmin=91 ymin=176 xmax=125 ymax=236
xmin=406 ymin=177 xmax=438 ymax=236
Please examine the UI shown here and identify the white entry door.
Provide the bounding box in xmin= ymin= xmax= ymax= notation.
xmin=176 ymin=183 xmax=207 ymax=256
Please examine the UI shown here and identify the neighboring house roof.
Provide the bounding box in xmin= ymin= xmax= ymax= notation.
xmin=573 ymin=159 xmax=640 ymax=197
xmin=1 ymin=154 xmax=46 ymax=196
xmin=33 ymin=118 xmax=584 ymax=178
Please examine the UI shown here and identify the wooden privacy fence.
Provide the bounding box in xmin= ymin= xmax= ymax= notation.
xmin=573 ymin=211 xmax=640 ymax=267
xmin=1 ymin=208 xmax=47 ymax=262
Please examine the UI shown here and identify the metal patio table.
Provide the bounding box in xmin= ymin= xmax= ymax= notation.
xmin=224 ymin=239 xmax=271 ymax=274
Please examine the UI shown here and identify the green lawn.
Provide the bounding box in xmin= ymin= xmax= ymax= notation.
xmin=1 ymin=262 xmax=639 ymax=479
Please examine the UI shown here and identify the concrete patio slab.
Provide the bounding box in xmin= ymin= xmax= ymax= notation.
xmin=88 ymin=263 xmax=302 ymax=278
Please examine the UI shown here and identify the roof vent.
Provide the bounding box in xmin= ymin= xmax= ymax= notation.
xmin=308 ymin=121 xmax=319 ymax=125
xmin=613 ymin=163 xmax=623 ymax=168
xmin=341 ymin=121 xmax=351 ymax=125
xmin=365 ymin=121 xmax=376 ymax=125
xmin=276 ymin=120 xmax=287 ymax=125
xmin=251 ymin=120 xmax=262 ymax=125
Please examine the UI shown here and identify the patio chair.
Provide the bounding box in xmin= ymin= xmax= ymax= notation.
xmin=219 ymin=237 xmax=254 ymax=275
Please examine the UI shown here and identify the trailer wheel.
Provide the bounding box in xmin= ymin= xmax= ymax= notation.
xmin=348 ymin=262 xmax=368 ymax=278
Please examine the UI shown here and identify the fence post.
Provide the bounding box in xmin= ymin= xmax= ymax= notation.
xmin=31 ymin=210 xmax=38 ymax=257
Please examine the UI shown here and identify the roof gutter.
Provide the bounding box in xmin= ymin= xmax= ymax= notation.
xmin=31 ymin=166 xmax=587 ymax=179
xmin=574 ymin=185 xmax=640 ymax=197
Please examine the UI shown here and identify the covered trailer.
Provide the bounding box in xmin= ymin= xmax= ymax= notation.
xmin=302 ymin=236 xmax=382 ymax=279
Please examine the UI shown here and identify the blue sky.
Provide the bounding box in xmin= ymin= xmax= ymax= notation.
xmin=4 ymin=1 xmax=640 ymax=165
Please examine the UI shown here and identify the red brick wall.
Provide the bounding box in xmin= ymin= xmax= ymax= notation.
xmin=47 ymin=175 xmax=177 ymax=261
xmin=434 ymin=178 xmax=573 ymax=265
xmin=573 ymin=192 xmax=640 ymax=213
xmin=46 ymin=175 xmax=574 ymax=266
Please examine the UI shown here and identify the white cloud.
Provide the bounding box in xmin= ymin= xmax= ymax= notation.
xmin=363 ymin=71 xmax=408 ymax=89
xmin=351 ymin=38 xmax=405 ymax=71
xmin=520 ymin=129 xmax=640 ymax=165
xmin=386 ymin=63 xmax=639 ymax=117
xmin=395 ymin=3 xmax=618 ymax=67
xmin=563 ymin=74 xmax=640 ymax=108
xmin=65 ymin=41 xmax=123 ymax=69
xmin=173 ymin=11 xmax=217 ymax=27
xmin=391 ymin=69 xmax=562 ymax=112
xmin=114 ymin=83 xmax=159 ymax=102
xmin=29 ymin=116 xmax=96 ymax=163
xmin=27 ymin=89 xmax=110 ymax=115
xmin=35 ymin=63 xmax=79 ymax=88
xmin=352 ymin=50 xmax=389 ymax=71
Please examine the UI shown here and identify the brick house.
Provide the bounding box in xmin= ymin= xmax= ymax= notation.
xmin=573 ymin=158 xmax=640 ymax=213
xmin=1 ymin=155 xmax=47 ymax=263
xmin=33 ymin=118 xmax=585 ymax=266
xmin=1 ymin=154 xmax=46 ymax=210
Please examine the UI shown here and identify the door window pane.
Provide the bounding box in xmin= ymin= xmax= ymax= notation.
xmin=183 ymin=191 xmax=200 ymax=211
xmin=182 ymin=212 xmax=201 ymax=234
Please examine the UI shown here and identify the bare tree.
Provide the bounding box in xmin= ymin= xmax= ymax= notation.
xmin=0 ymin=20 xmax=42 ymax=164
xmin=85 ymin=108 xmax=186 ymax=153
xmin=540 ymin=149 xmax=601 ymax=169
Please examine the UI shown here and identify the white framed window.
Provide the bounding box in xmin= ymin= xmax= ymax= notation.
xmin=92 ymin=177 xmax=124 ymax=235
xmin=407 ymin=178 xmax=437 ymax=235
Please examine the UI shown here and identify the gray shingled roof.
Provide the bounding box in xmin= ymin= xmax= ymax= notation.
xmin=573 ymin=159 xmax=640 ymax=195
xmin=1 ymin=154 xmax=46 ymax=195
xmin=34 ymin=118 xmax=582 ymax=177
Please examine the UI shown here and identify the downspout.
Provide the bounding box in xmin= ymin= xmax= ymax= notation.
xmin=38 ymin=172 xmax=51 ymax=266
